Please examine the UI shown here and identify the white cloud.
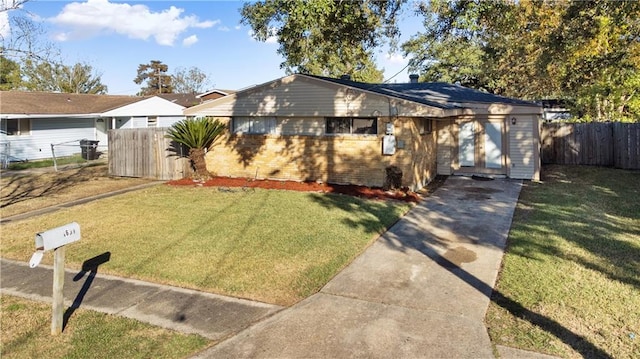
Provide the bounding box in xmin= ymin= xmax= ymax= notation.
xmin=248 ymin=28 xmax=278 ymax=44
xmin=385 ymin=53 xmax=406 ymax=64
xmin=182 ymin=34 xmax=197 ymax=47
xmin=0 ymin=10 xmax=9 ymax=39
xmin=52 ymin=31 xmax=69 ymax=42
xmin=218 ymin=26 xmax=230 ymax=32
xmin=265 ymin=34 xmax=278 ymax=44
xmin=49 ymin=0 xmax=217 ymax=46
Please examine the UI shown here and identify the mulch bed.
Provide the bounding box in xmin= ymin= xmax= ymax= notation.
xmin=166 ymin=176 xmax=423 ymax=203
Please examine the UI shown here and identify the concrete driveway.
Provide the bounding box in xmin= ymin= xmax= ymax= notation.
xmin=194 ymin=176 xmax=523 ymax=358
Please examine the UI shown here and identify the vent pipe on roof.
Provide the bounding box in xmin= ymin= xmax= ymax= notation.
xmin=409 ymin=74 xmax=419 ymax=83
xmin=340 ymin=74 xmax=351 ymax=81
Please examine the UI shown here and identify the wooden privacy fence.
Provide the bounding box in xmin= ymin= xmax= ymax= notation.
xmin=108 ymin=128 xmax=192 ymax=180
xmin=541 ymin=122 xmax=640 ymax=169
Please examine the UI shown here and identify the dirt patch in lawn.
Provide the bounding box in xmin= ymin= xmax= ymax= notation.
xmin=166 ymin=176 xmax=449 ymax=203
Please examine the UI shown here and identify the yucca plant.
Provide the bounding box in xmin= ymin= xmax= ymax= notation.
xmin=166 ymin=117 xmax=226 ymax=179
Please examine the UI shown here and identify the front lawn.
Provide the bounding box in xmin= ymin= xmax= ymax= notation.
xmin=1 ymin=295 xmax=208 ymax=359
xmin=0 ymin=185 xmax=411 ymax=306
xmin=1 ymin=165 xmax=154 ymax=218
xmin=486 ymin=165 xmax=640 ymax=358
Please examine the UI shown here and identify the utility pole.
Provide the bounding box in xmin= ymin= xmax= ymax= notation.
xmin=157 ymin=66 xmax=161 ymax=94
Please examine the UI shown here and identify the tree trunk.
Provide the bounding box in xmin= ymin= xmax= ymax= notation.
xmin=189 ymin=147 xmax=210 ymax=179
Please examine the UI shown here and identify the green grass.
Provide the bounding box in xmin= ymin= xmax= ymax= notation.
xmin=6 ymin=155 xmax=98 ymax=170
xmin=1 ymin=295 xmax=209 ymax=359
xmin=486 ymin=165 xmax=640 ymax=358
xmin=0 ymin=185 xmax=411 ymax=305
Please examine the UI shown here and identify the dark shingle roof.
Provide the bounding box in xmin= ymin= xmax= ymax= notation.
xmin=156 ymin=93 xmax=198 ymax=108
xmin=0 ymin=91 xmax=144 ymax=115
xmin=307 ymin=75 xmax=539 ymax=109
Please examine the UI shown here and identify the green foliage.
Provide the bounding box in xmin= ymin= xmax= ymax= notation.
xmin=165 ymin=117 xmax=225 ymax=151
xmin=0 ymin=55 xmax=22 ymax=90
xmin=171 ymin=66 xmax=212 ymax=94
xmin=403 ymin=0 xmax=640 ymax=122
xmin=6 ymin=155 xmax=91 ymax=170
xmin=20 ymin=59 xmax=107 ymax=94
xmin=166 ymin=117 xmax=226 ymax=178
xmin=240 ymin=0 xmax=404 ymax=82
xmin=134 ymin=60 xmax=173 ymax=95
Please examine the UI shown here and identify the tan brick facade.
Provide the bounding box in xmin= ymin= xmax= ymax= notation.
xmin=205 ymin=116 xmax=437 ymax=190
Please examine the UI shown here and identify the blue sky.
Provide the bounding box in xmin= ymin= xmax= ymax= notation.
xmin=5 ymin=0 xmax=424 ymax=95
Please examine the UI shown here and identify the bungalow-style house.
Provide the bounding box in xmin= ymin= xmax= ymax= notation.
xmin=184 ymin=74 xmax=542 ymax=190
xmin=0 ymin=91 xmax=186 ymax=162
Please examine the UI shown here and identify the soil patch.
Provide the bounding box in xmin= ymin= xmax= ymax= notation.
xmin=166 ymin=176 xmax=428 ymax=203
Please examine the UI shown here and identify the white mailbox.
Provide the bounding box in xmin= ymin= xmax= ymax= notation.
xmin=35 ymin=222 xmax=81 ymax=251
xmin=30 ymin=222 xmax=81 ymax=268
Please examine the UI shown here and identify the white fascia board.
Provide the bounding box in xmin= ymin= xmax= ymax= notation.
xmin=1 ymin=113 xmax=102 ymax=119
xmin=102 ymin=96 xmax=185 ymax=117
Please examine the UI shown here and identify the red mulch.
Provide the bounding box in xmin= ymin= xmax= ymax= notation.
xmin=166 ymin=176 xmax=422 ymax=203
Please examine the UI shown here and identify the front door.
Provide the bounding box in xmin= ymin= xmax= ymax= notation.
xmin=484 ymin=122 xmax=503 ymax=169
xmin=456 ymin=120 xmax=506 ymax=175
xmin=95 ymin=118 xmax=108 ymax=148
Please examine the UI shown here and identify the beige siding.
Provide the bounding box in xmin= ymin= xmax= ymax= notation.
xmin=437 ymin=119 xmax=453 ymax=175
xmin=188 ymin=76 xmax=391 ymax=117
xmin=508 ymin=116 xmax=539 ymax=180
xmin=277 ymin=117 xmax=325 ymax=136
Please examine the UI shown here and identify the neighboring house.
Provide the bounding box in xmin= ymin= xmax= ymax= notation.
xmin=196 ymin=89 xmax=235 ymax=103
xmin=184 ymin=74 xmax=542 ymax=190
xmin=0 ymin=91 xmax=185 ymax=162
xmin=157 ymin=93 xmax=201 ymax=108
xmin=539 ymin=99 xmax=573 ymax=122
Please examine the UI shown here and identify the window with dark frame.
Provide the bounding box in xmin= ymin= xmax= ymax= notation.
xmin=419 ymin=118 xmax=433 ymax=135
xmin=2 ymin=119 xmax=30 ymax=136
xmin=232 ymin=117 xmax=277 ymax=134
xmin=326 ymin=117 xmax=377 ymax=135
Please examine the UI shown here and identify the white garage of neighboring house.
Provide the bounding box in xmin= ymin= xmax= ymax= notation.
xmin=0 ymin=91 xmax=186 ymax=163
xmin=185 ymin=74 xmax=542 ymax=190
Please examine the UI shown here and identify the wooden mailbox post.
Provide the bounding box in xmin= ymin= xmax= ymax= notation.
xmin=29 ymin=222 xmax=81 ymax=335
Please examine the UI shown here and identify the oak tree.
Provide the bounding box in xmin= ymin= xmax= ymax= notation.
xmin=240 ymin=0 xmax=404 ymax=82
xmin=21 ymin=59 xmax=107 ymax=94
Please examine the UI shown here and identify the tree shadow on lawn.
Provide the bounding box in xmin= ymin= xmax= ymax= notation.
xmin=509 ymin=172 xmax=640 ymax=290
xmin=307 ymin=176 xmax=614 ymax=358
xmin=1 ymin=166 xmax=100 ymax=208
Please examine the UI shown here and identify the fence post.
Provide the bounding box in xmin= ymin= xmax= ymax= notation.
xmin=51 ymin=144 xmax=58 ymax=171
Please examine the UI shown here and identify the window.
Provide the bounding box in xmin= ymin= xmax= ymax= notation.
xmin=1 ymin=119 xmax=30 ymax=136
xmin=417 ymin=118 xmax=433 ymax=135
xmin=326 ymin=117 xmax=377 ymax=135
xmin=147 ymin=116 xmax=158 ymax=127
xmin=233 ymin=117 xmax=277 ymax=134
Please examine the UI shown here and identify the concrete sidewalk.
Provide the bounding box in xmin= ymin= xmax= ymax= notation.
xmin=0 ymin=258 xmax=283 ymax=340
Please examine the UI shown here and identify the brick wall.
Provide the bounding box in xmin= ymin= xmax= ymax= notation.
xmin=205 ymin=116 xmax=437 ymax=189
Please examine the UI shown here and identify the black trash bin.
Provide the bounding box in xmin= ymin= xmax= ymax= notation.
xmin=80 ymin=139 xmax=100 ymax=160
